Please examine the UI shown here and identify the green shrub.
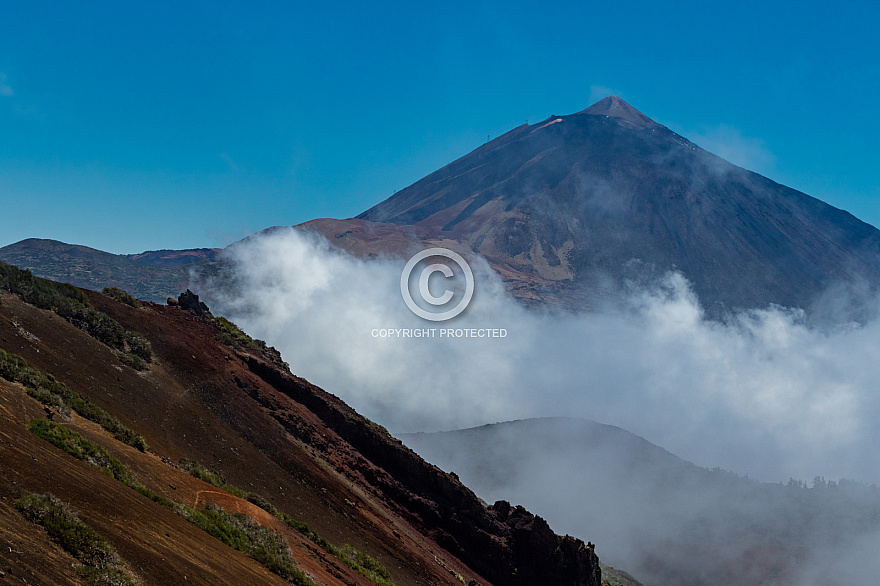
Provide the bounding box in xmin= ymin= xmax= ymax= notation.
xmin=124 ymin=331 xmax=152 ymax=362
xmin=101 ymin=288 xmax=143 ymax=309
xmin=180 ymin=460 xmax=395 ymax=585
xmin=68 ymin=306 xmax=126 ymax=350
xmin=0 ymin=348 xmax=147 ymax=451
xmin=14 ymin=492 xmax=134 ymax=585
xmin=179 ymin=459 xmax=248 ymax=498
xmin=212 ymin=316 xmax=288 ymax=369
xmin=28 ymin=420 xmax=133 ymax=483
xmin=336 ymin=545 xmax=395 ymax=586
xmin=118 ymin=352 xmax=146 ymax=371
xmin=213 ymin=317 xmax=261 ymax=350
xmin=77 ymin=566 xmax=136 ymax=586
xmin=179 ymin=504 xmax=315 ymax=586
xmin=293 ymin=525 xmax=395 ymax=585
xmin=0 ymin=261 xmax=153 ymax=367
xmin=0 ymin=262 xmax=88 ymax=310
xmin=15 ymin=493 xmax=117 ymax=567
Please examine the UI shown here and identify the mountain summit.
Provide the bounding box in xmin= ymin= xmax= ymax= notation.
xmin=578 ymin=95 xmax=656 ymax=129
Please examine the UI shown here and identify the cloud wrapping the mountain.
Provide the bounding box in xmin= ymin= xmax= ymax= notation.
xmin=214 ymin=227 xmax=880 ymax=484
xmin=681 ymin=123 xmax=778 ymax=175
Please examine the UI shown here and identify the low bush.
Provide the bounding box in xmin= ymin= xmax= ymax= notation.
xmin=14 ymin=493 xmax=134 ymax=585
xmin=213 ymin=316 xmax=262 ymax=350
xmin=182 ymin=460 xmax=396 ymax=585
xmin=124 ymin=331 xmax=152 ymax=362
xmin=28 ymin=420 xmax=133 ymax=483
xmin=0 ymin=262 xmax=88 ymax=310
xmin=101 ymin=288 xmax=142 ymax=308
xmin=117 ymin=352 xmax=146 ymax=371
xmin=213 ymin=316 xmax=289 ymax=370
xmin=180 ymin=459 xmax=248 ymax=498
xmin=335 ymin=545 xmax=396 ymax=586
xmin=179 ymin=504 xmax=315 ymax=585
xmin=0 ymin=348 xmax=147 ymax=451
xmin=15 ymin=493 xmax=117 ymax=568
xmin=0 ymin=262 xmax=153 ymax=368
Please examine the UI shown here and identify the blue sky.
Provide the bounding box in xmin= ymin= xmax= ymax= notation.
xmin=1 ymin=1 xmax=878 ymax=253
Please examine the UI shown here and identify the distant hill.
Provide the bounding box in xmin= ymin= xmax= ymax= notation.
xmin=402 ymin=418 xmax=880 ymax=586
xmin=125 ymin=247 xmax=221 ymax=266
xmin=0 ymin=238 xmax=222 ymax=302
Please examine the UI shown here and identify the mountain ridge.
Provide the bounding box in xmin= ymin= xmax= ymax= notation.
xmin=0 ymin=238 xmax=222 ymax=303
xmin=337 ymin=97 xmax=880 ymax=313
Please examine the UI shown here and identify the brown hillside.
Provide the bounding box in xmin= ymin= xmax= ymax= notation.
xmin=0 ymin=284 xmax=603 ymax=585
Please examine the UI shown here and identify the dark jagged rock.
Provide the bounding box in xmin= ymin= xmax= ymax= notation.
xmin=490 ymin=500 xmax=602 ymax=586
xmin=177 ymin=289 xmax=211 ymax=317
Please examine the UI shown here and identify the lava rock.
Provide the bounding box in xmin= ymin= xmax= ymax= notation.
xmin=177 ymin=289 xmax=211 ymax=317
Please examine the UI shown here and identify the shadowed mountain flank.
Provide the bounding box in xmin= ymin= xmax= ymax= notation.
xmin=338 ymin=97 xmax=880 ymax=314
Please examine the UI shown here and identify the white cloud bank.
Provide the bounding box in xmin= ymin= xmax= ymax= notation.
xmin=212 ymin=227 xmax=880 ymax=484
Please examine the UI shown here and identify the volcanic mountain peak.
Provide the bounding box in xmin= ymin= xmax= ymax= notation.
xmin=579 ymin=95 xmax=655 ymax=129
xmin=8 ymin=97 xmax=880 ymax=319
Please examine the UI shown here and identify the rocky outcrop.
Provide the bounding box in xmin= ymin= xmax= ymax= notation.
xmin=491 ymin=500 xmax=602 ymax=586
xmin=244 ymin=353 xmax=603 ymax=586
xmin=176 ymin=289 xmax=212 ymax=317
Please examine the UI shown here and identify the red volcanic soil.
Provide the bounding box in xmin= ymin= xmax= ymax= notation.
xmin=0 ymin=377 xmax=292 ymax=585
xmin=297 ymin=218 xmax=560 ymax=306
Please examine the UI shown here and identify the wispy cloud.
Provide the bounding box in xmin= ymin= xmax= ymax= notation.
xmin=219 ymin=152 xmax=239 ymax=171
xmin=0 ymin=72 xmax=13 ymax=97
xmin=686 ymin=124 xmax=777 ymax=174
xmin=589 ymin=85 xmax=621 ymax=104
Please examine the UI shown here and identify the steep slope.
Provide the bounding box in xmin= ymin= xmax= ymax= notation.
xmin=402 ymin=418 xmax=880 ymax=586
xmin=0 ymin=377 xmax=308 ymax=585
xmin=0 ymin=274 xmax=603 ymax=585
